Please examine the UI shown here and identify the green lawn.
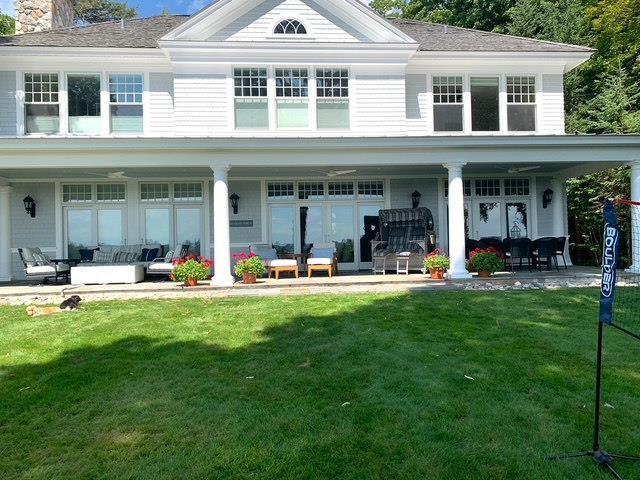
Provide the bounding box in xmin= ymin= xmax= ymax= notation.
xmin=1 ymin=290 xmax=639 ymax=479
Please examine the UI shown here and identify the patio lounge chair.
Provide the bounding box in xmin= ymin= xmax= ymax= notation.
xmin=18 ymin=247 xmax=70 ymax=283
xmin=146 ymin=244 xmax=190 ymax=277
xmin=307 ymin=243 xmax=337 ymax=278
xmin=532 ymin=237 xmax=560 ymax=272
xmin=249 ymin=244 xmax=298 ymax=279
xmin=506 ymin=237 xmax=532 ymax=272
xmin=555 ymin=236 xmax=568 ymax=269
xmin=371 ymin=208 xmax=436 ymax=273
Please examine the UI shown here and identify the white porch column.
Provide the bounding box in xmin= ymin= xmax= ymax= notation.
xmin=211 ymin=164 xmax=234 ymax=287
xmin=0 ymin=185 xmax=13 ymax=282
xmin=445 ymin=163 xmax=471 ymax=279
xmin=628 ymin=161 xmax=640 ymax=273
xmin=551 ymin=178 xmax=565 ymax=237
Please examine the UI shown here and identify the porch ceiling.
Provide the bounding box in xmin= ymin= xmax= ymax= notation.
xmin=0 ymin=161 xmax=624 ymax=180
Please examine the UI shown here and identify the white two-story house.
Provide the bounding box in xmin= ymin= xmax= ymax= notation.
xmin=1 ymin=0 xmax=639 ymax=285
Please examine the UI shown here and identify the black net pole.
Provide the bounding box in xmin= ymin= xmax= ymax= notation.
xmin=593 ymin=319 xmax=604 ymax=453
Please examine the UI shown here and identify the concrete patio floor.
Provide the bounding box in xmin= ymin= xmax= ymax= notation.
xmin=0 ymin=266 xmax=601 ymax=306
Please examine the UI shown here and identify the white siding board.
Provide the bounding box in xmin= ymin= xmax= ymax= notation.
xmin=174 ymin=74 xmax=228 ymax=135
xmin=541 ymin=74 xmax=565 ymax=134
xmin=148 ymin=73 xmax=175 ymax=136
xmin=208 ymin=0 xmax=364 ymax=42
xmin=353 ymin=75 xmax=406 ymax=134
xmin=0 ymin=71 xmax=17 ymax=136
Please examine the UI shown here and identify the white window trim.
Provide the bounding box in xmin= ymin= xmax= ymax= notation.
xmin=18 ymin=69 xmax=146 ymax=138
xmin=505 ymin=73 xmax=539 ymax=134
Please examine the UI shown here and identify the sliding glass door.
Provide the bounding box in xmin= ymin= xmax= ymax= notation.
xmin=141 ymin=206 xmax=202 ymax=255
xmin=65 ymin=207 xmax=126 ymax=259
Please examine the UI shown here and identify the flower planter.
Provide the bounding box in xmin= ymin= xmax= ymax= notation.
xmin=185 ymin=277 xmax=199 ymax=287
xmin=430 ymin=268 xmax=445 ymax=280
xmin=477 ymin=270 xmax=492 ymax=278
xmin=242 ymin=272 xmax=257 ymax=284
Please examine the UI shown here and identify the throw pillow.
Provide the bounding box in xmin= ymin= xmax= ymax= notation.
xmin=78 ymin=248 xmax=97 ymax=262
xmin=33 ymin=252 xmax=52 ymax=266
xmin=126 ymin=252 xmax=139 ymax=263
xmin=141 ymin=248 xmax=159 ymax=262
xmin=164 ymin=250 xmax=174 ymax=263
xmin=93 ymin=250 xmax=114 ymax=263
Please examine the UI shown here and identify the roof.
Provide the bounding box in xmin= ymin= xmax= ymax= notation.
xmin=0 ymin=14 xmax=593 ymax=53
xmin=0 ymin=15 xmax=189 ymax=48
xmin=388 ymin=19 xmax=593 ymax=53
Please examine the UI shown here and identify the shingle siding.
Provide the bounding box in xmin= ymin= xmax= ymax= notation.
xmin=10 ymin=183 xmax=57 ymax=279
xmin=0 ymin=71 xmax=16 ymax=136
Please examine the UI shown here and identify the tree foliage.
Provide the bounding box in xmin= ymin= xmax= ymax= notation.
xmin=404 ymin=0 xmax=516 ymax=31
xmin=73 ymin=0 xmax=137 ymax=24
xmin=370 ymin=0 xmax=408 ymax=16
xmin=0 ymin=11 xmax=15 ymax=36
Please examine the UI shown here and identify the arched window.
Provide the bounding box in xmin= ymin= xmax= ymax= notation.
xmin=274 ymin=19 xmax=307 ymax=35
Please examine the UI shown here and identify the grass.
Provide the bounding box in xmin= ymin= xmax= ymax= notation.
xmin=0 ymin=290 xmax=639 ymax=479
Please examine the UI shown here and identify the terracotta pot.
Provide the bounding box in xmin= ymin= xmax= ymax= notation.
xmin=430 ymin=268 xmax=445 ymax=280
xmin=185 ymin=277 xmax=199 ymax=287
xmin=242 ymin=272 xmax=257 ymax=284
xmin=477 ymin=270 xmax=493 ymax=278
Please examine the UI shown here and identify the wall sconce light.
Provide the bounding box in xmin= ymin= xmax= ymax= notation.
xmin=411 ymin=190 xmax=422 ymax=209
xmin=229 ymin=193 xmax=240 ymax=215
xmin=23 ymin=195 xmax=36 ymax=218
xmin=542 ymin=188 xmax=554 ymax=209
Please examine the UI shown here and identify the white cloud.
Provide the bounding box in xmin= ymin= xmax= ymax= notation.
xmin=0 ymin=0 xmax=14 ymax=16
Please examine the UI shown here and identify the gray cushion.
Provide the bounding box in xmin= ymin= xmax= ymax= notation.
xmin=311 ymin=248 xmax=334 ymax=259
xmin=93 ymin=250 xmax=115 ymax=263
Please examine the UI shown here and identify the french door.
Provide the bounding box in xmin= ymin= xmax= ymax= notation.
xmin=141 ymin=205 xmax=202 ymax=255
xmin=65 ymin=206 xmax=126 ymax=259
xmin=470 ymin=199 xmax=530 ymax=240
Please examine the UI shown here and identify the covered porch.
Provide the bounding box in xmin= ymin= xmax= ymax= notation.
xmin=0 ymin=135 xmax=639 ymax=286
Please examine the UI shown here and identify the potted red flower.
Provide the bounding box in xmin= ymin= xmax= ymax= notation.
xmin=171 ymin=256 xmax=213 ymax=287
xmin=424 ymin=249 xmax=450 ymax=280
xmin=233 ymin=252 xmax=267 ymax=284
xmin=468 ymin=247 xmax=505 ymax=278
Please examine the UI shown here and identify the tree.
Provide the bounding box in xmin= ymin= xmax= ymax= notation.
xmin=506 ymin=0 xmax=588 ymax=45
xmin=0 ymin=11 xmax=15 ymax=36
xmin=404 ymin=0 xmax=516 ymax=31
xmin=370 ymin=0 xmax=407 ymax=16
xmin=73 ymin=0 xmax=137 ymax=24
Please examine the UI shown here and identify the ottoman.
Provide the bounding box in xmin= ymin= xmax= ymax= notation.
xmin=71 ymin=264 xmax=145 ymax=285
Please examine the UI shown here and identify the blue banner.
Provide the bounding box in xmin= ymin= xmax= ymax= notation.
xmin=600 ymin=201 xmax=620 ymax=325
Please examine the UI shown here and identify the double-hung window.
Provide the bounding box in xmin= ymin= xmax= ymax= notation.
xmin=234 ymin=68 xmax=268 ymax=129
xmin=109 ymin=74 xmax=143 ymax=134
xmin=275 ymin=68 xmax=309 ymax=128
xmin=24 ymin=73 xmax=60 ymax=135
xmin=316 ymin=68 xmax=349 ymax=129
xmin=507 ymin=76 xmax=536 ymax=132
xmin=68 ymin=74 xmax=101 ymax=135
xmin=433 ymin=76 xmax=463 ymax=132
xmin=471 ymin=77 xmax=500 ymax=131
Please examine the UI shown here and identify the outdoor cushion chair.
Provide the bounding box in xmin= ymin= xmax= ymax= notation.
xmin=532 ymin=237 xmax=560 ymax=272
xmin=555 ymin=236 xmax=568 ymax=269
xmin=18 ymin=247 xmax=70 ymax=283
xmin=146 ymin=244 xmax=190 ymax=277
xmin=479 ymin=237 xmax=505 ymax=255
xmin=307 ymin=243 xmax=338 ymax=278
xmin=506 ymin=237 xmax=532 ymax=272
xmin=249 ymin=244 xmax=298 ymax=278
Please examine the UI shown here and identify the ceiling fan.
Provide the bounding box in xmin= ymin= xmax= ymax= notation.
xmin=502 ymin=166 xmax=541 ymax=174
xmin=312 ymin=169 xmax=357 ymax=177
xmin=85 ymin=171 xmax=130 ymax=179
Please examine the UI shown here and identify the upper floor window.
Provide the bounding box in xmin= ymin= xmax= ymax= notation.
xmin=276 ymin=68 xmax=308 ymax=128
xmin=109 ymin=74 xmax=143 ymax=135
xmin=274 ymin=19 xmax=307 ymax=35
xmin=507 ymin=76 xmax=536 ymax=132
xmin=471 ymin=77 xmax=500 ymax=132
xmin=433 ymin=76 xmax=463 ymax=132
xmin=234 ymin=68 xmax=268 ymax=130
xmin=68 ymin=74 xmax=101 ymax=135
xmin=24 ymin=73 xmax=59 ymax=135
xmin=316 ymin=68 xmax=349 ymax=129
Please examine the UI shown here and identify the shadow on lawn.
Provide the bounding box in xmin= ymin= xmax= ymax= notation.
xmin=0 ymin=291 xmax=626 ymax=480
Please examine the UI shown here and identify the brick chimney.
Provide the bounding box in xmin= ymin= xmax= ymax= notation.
xmin=15 ymin=0 xmax=74 ymax=34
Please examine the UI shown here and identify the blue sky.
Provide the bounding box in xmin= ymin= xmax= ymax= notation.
xmin=1 ymin=0 xmax=372 ymax=19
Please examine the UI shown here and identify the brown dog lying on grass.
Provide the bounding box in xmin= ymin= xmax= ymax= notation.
xmin=26 ymin=295 xmax=82 ymax=317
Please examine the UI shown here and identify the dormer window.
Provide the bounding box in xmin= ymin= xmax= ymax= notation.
xmin=274 ymin=19 xmax=307 ymax=35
